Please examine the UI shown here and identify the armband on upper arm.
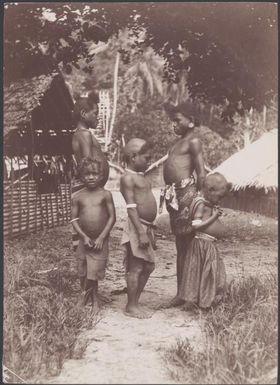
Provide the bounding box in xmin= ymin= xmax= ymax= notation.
xmin=192 ymin=219 xmax=202 ymax=225
xmin=126 ymin=203 xmax=137 ymax=209
xmin=70 ymin=218 xmax=79 ymax=223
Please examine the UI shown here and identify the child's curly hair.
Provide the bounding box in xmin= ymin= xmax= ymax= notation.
xmin=72 ymin=91 xmax=100 ymax=123
xmin=164 ymin=102 xmax=201 ymax=127
xmin=78 ymin=157 xmax=102 ymax=176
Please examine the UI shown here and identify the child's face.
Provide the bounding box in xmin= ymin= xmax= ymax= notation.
xmin=172 ymin=113 xmax=193 ymax=135
xmin=81 ymin=164 xmax=102 ymax=189
xmin=133 ymin=150 xmax=152 ymax=172
xmin=81 ymin=105 xmax=98 ymax=127
xmin=204 ymin=179 xmax=228 ymax=205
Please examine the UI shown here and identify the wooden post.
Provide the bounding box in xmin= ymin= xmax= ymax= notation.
xmin=28 ymin=114 xmax=35 ymax=180
xmin=263 ymin=105 xmax=267 ymax=129
xmin=108 ymin=52 xmax=120 ymax=145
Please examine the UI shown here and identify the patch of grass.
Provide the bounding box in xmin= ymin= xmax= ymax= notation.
xmin=166 ymin=274 xmax=277 ymax=384
xmin=4 ymin=227 xmax=99 ymax=383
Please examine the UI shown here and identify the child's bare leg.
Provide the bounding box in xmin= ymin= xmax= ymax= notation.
xmin=161 ymin=235 xmax=188 ymax=308
xmin=90 ymin=280 xmax=100 ymax=312
xmin=78 ymin=276 xmax=89 ymax=306
xmin=80 ymin=277 xmax=86 ymax=291
xmin=125 ymin=256 xmax=150 ymax=319
xmin=136 ymin=262 xmax=155 ymax=301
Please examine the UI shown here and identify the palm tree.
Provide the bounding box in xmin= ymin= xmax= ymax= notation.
xmin=123 ymin=47 xmax=164 ymax=111
xmin=163 ymin=69 xmax=190 ymax=106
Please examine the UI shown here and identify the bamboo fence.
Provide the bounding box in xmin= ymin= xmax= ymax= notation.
xmin=4 ymin=180 xmax=71 ymax=239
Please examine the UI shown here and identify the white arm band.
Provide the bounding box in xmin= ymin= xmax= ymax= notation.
xmin=70 ymin=218 xmax=79 ymax=223
xmin=192 ymin=219 xmax=202 ymax=225
xmin=126 ymin=203 xmax=137 ymax=209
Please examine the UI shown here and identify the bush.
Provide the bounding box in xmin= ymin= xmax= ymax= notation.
xmin=3 ymin=229 xmax=98 ymax=383
xmin=166 ymin=274 xmax=277 ymax=384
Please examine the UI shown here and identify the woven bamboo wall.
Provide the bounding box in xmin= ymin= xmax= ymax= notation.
xmin=4 ymin=180 xmax=71 ymax=239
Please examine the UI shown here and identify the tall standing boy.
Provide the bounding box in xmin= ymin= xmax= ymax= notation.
xmin=162 ymin=103 xmax=206 ymax=307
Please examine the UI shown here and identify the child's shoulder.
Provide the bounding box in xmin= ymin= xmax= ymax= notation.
xmin=71 ymin=187 xmax=87 ymax=200
xmin=102 ymin=188 xmax=112 ymax=196
xmin=120 ymin=172 xmax=135 ymax=185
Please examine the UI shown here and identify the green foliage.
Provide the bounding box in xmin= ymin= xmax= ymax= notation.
xmin=114 ymin=99 xmax=176 ymax=163
xmin=3 ymin=228 xmax=98 ymax=382
xmin=166 ymin=274 xmax=277 ymax=384
xmin=4 ymin=3 xmax=277 ymax=108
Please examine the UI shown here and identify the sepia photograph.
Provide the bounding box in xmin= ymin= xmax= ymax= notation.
xmin=3 ymin=2 xmax=278 ymax=384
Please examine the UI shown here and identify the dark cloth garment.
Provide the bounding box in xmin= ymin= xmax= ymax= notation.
xmin=179 ymin=232 xmax=227 ymax=308
xmin=76 ymin=237 xmax=109 ymax=281
xmin=165 ymin=177 xmax=198 ymax=235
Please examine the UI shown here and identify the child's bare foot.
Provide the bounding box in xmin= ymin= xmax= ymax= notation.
xmin=181 ymin=302 xmax=196 ymax=311
xmin=77 ymin=291 xmax=87 ymax=307
xmin=124 ymin=305 xmax=152 ymax=319
xmin=157 ymin=296 xmax=185 ymax=309
xmin=97 ymin=293 xmax=112 ymax=304
xmin=91 ymin=300 xmax=100 ymax=314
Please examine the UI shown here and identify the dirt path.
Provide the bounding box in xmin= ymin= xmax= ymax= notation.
xmin=45 ymin=235 xmax=204 ymax=384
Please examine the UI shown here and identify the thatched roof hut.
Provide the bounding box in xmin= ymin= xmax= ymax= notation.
xmin=212 ymin=129 xmax=278 ymax=217
xmin=4 ymin=71 xmax=74 ymax=157
xmin=213 ymin=129 xmax=277 ymax=193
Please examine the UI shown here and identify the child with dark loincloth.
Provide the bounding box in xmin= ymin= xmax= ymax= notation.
xmin=178 ymin=172 xmax=230 ymax=310
xmin=161 ymin=103 xmax=206 ymax=308
xmin=71 ymin=157 xmax=116 ymax=311
xmin=120 ymin=138 xmax=157 ymax=319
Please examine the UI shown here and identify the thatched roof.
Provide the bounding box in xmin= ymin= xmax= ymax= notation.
xmin=213 ymin=129 xmax=278 ymax=192
xmin=4 ymin=72 xmax=58 ymax=136
xmin=4 ymin=72 xmax=75 ymax=156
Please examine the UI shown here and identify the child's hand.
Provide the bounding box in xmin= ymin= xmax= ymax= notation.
xmin=83 ymin=235 xmax=93 ymax=249
xmin=94 ymin=236 xmax=105 ymax=251
xmin=213 ymin=206 xmax=223 ymax=217
xmin=138 ymin=232 xmax=150 ymax=249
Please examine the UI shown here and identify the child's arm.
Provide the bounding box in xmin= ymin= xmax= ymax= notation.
xmin=71 ymin=195 xmax=92 ymax=248
xmin=191 ymin=203 xmax=222 ymax=231
xmin=120 ymin=174 xmax=149 ymax=249
xmin=94 ymin=191 xmax=116 ymax=250
xmin=190 ymin=138 xmax=206 ymax=191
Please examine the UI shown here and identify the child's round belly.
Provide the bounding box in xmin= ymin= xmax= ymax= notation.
xmin=80 ymin=215 xmax=109 ymax=238
xmin=137 ymin=201 xmax=157 ymax=223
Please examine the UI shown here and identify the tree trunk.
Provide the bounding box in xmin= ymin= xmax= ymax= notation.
xmin=263 ymin=105 xmax=267 ymax=129
xmin=108 ymin=51 xmax=120 ymax=146
xmin=243 ymin=130 xmax=251 ymax=148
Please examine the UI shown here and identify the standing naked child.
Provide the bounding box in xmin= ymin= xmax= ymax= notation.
xmin=179 ymin=173 xmax=230 ymax=309
xmin=120 ymin=138 xmax=157 ymax=319
xmin=71 ymin=157 xmax=116 ymax=311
